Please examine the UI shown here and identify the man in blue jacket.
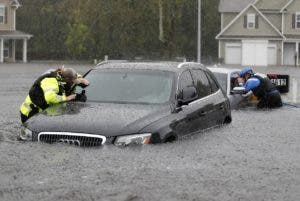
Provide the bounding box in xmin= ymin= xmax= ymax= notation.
xmin=240 ymin=67 xmax=282 ymax=109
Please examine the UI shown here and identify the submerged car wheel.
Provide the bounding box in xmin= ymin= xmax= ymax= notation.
xmin=164 ymin=134 xmax=177 ymax=143
xmin=223 ymin=116 xmax=232 ymax=124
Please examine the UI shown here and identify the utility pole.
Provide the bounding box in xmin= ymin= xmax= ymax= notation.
xmin=197 ymin=0 xmax=201 ymax=63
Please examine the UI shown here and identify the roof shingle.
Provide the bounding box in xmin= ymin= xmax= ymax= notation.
xmin=219 ymin=0 xmax=255 ymax=12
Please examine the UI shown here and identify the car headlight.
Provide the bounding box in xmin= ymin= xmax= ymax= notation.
xmin=114 ymin=133 xmax=152 ymax=146
xmin=20 ymin=126 xmax=33 ymax=141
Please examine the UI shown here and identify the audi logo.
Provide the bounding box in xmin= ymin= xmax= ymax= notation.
xmin=58 ymin=139 xmax=81 ymax=146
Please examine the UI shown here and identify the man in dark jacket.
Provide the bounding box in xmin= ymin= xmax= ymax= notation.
xmin=20 ymin=67 xmax=89 ymax=123
xmin=239 ymin=67 xmax=282 ymax=109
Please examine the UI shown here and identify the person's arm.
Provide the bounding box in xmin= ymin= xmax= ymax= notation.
xmin=242 ymin=78 xmax=260 ymax=98
xmin=41 ymin=78 xmax=75 ymax=104
xmin=74 ymin=77 xmax=89 ymax=86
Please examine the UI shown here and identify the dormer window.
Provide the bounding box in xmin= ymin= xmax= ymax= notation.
xmin=247 ymin=14 xmax=255 ymax=29
xmin=0 ymin=5 xmax=5 ymax=24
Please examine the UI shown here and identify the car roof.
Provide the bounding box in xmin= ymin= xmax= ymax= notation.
xmin=207 ymin=66 xmax=267 ymax=78
xmin=93 ymin=61 xmax=208 ymax=73
xmin=207 ymin=66 xmax=240 ymax=74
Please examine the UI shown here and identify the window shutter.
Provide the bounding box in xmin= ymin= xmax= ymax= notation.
xmin=292 ymin=13 xmax=295 ymax=29
xmin=244 ymin=15 xmax=247 ymax=28
xmin=255 ymin=15 xmax=259 ymax=28
xmin=4 ymin=6 xmax=7 ymax=24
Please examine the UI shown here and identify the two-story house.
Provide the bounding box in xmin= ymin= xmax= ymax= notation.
xmin=0 ymin=0 xmax=32 ymax=63
xmin=216 ymin=0 xmax=300 ymax=66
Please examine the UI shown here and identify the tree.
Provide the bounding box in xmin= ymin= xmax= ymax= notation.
xmin=65 ymin=9 xmax=90 ymax=59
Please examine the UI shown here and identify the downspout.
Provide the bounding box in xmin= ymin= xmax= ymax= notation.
xmin=218 ymin=40 xmax=221 ymax=62
xmin=281 ymin=11 xmax=285 ymax=65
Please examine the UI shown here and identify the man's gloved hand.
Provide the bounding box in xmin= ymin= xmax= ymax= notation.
xmin=75 ymin=90 xmax=87 ymax=102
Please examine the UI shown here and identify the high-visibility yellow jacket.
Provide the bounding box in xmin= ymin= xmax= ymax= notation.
xmin=20 ymin=72 xmax=67 ymax=118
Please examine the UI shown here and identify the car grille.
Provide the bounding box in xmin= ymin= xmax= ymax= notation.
xmin=38 ymin=132 xmax=107 ymax=147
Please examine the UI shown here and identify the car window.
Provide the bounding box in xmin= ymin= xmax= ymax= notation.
xmin=178 ymin=70 xmax=194 ymax=91
xmin=212 ymin=72 xmax=227 ymax=93
xmin=191 ymin=69 xmax=212 ymax=98
xmin=205 ymin=71 xmax=219 ymax=93
xmin=230 ymin=72 xmax=240 ymax=90
xmin=78 ymin=70 xmax=174 ymax=104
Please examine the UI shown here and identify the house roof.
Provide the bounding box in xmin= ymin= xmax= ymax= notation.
xmin=256 ymin=0 xmax=291 ymax=11
xmin=0 ymin=30 xmax=32 ymax=39
xmin=10 ymin=0 xmax=21 ymax=8
xmin=219 ymin=0 xmax=292 ymax=13
xmin=219 ymin=0 xmax=256 ymax=12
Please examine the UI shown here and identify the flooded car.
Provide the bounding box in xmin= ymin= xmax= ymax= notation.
xmin=20 ymin=61 xmax=231 ymax=146
xmin=208 ymin=67 xmax=289 ymax=109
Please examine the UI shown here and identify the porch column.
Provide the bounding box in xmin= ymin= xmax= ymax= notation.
xmin=0 ymin=38 xmax=3 ymax=63
xmin=22 ymin=38 xmax=27 ymax=63
xmin=12 ymin=39 xmax=16 ymax=62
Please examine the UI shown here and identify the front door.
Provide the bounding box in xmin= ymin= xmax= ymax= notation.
xmin=284 ymin=43 xmax=296 ymax=66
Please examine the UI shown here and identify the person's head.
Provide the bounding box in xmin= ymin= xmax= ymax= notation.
xmin=240 ymin=67 xmax=254 ymax=81
xmin=59 ymin=68 xmax=77 ymax=85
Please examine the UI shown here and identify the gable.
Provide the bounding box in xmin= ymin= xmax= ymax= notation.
xmin=217 ymin=4 xmax=284 ymax=39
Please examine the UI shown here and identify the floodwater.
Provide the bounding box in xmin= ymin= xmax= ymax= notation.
xmin=0 ymin=63 xmax=299 ymax=201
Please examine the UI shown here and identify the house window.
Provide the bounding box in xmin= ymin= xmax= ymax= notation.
xmin=296 ymin=13 xmax=300 ymax=28
xmin=247 ymin=14 xmax=255 ymax=29
xmin=0 ymin=5 xmax=5 ymax=24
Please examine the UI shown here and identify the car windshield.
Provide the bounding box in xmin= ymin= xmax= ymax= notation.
xmin=78 ymin=69 xmax=174 ymax=104
xmin=212 ymin=72 xmax=228 ymax=93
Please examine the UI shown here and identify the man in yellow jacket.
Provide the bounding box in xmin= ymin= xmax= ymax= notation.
xmin=20 ymin=67 xmax=89 ymax=123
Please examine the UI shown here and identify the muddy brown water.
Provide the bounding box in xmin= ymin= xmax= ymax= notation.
xmin=0 ymin=63 xmax=299 ymax=201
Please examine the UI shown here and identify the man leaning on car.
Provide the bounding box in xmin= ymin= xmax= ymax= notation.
xmin=239 ymin=67 xmax=282 ymax=109
xmin=20 ymin=67 xmax=89 ymax=123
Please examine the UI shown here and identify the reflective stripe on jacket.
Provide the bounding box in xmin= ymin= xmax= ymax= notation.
xmin=19 ymin=95 xmax=42 ymax=117
xmin=40 ymin=77 xmax=67 ymax=104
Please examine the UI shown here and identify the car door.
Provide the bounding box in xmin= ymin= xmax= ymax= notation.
xmin=204 ymin=70 xmax=228 ymax=125
xmin=172 ymin=70 xmax=206 ymax=136
xmin=190 ymin=69 xmax=218 ymax=128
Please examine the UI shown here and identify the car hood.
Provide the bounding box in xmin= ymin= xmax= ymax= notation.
xmin=28 ymin=102 xmax=171 ymax=136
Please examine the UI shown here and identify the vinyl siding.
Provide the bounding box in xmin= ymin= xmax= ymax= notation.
xmin=284 ymin=0 xmax=300 ymax=36
xmin=0 ymin=0 xmax=16 ymax=30
xmin=264 ymin=13 xmax=282 ymax=31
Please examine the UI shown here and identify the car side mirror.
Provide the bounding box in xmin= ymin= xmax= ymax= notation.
xmin=231 ymin=87 xmax=246 ymax=95
xmin=178 ymin=86 xmax=198 ymax=106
